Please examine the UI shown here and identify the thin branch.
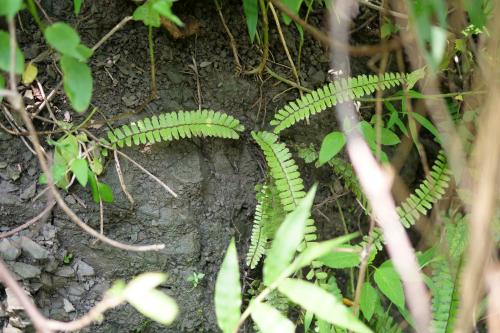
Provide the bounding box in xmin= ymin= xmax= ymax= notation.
xmin=270 ymin=0 xmax=404 ymax=56
xmin=328 ymin=2 xmax=432 ymax=332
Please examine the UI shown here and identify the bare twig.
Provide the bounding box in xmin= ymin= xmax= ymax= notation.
xmin=114 ymin=149 xmax=135 ymax=206
xmin=0 ymin=200 xmax=56 ymax=239
xmin=91 ymin=16 xmax=133 ymax=53
xmin=328 ymin=2 xmax=431 ymax=332
xmin=214 ymin=0 xmax=242 ymax=73
xmin=271 ymin=0 xmax=405 ymax=56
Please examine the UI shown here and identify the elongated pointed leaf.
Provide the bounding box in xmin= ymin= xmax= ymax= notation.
xmin=319 ymin=245 xmax=360 ymax=269
xmin=215 ymin=239 xmax=242 ymax=333
xmin=263 ymin=185 xmax=316 ymax=285
xmin=291 ymin=234 xmax=358 ymax=271
xmin=278 ymin=278 xmax=373 ymax=333
xmin=242 ymin=0 xmax=258 ymax=43
xmin=251 ymin=301 xmax=295 ymax=333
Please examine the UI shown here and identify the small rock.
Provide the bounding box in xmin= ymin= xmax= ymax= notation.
xmin=0 ymin=180 xmax=18 ymax=193
xmin=55 ymin=266 xmax=75 ymax=278
xmin=4 ymin=323 xmax=23 ymax=333
xmin=44 ymin=258 xmax=59 ymax=273
xmin=20 ymin=236 xmax=49 ymax=260
xmin=75 ymin=260 xmax=94 ymax=277
xmin=19 ymin=182 xmax=36 ymax=200
xmin=0 ymin=239 xmax=21 ymax=260
xmin=10 ymin=262 xmax=41 ymax=279
xmin=63 ymin=298 xmax=75 ymax=313
xmin=41 ymin=224 xmax=57 ymax=241
xmin=67 ymin=283 xmax=85 ymax=296
xmin=5 ymin=287 xmax=31 ymax=312
xmin=65 ymin=195 xmax=76 ymax=205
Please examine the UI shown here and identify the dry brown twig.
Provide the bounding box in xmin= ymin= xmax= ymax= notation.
xmin=329 ymin=1 xmax=432 ymax=332
xmin=0 ymin=200 xmax=56 ymax=239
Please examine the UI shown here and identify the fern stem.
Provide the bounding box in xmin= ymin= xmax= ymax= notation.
xmin=148 ymin=25 xmax=158 ymax=99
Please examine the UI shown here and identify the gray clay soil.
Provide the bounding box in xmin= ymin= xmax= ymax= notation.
xmin=0 ymin=0 xmax=392 ymax=332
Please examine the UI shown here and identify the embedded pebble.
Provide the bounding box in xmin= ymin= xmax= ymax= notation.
xmin=0 ymin=239 xmax=21 ymax=260
xmin=20 ymin=236 xmax=50 ymax=260
xmin=10 ymin=262 xmax=41 ymax=279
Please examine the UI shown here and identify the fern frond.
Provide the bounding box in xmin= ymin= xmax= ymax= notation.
xmin=252 ymin=131 xmax=317 ymax=250
xmin=246 ymin=190 xmax=268 ymax=269
xmin=370 ymin=312 xmax=403 ymax=333
xmin=106 ymin=110 xmax=244 ymax=148
xmin=329 ymin=158 xmax=368 ymax=210
xmin=431 ymin=259 xmax=460 ymax=333
xmin=358 ymin=152 xmax=452 ymax=251
xmin=270 ymin=69 xmax=425 ymax=133
xmin=397 ymin=151 xmax=451 ymax=227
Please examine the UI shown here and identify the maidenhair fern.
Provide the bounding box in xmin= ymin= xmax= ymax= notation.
xmin=251 ymin=131 xmax=317 ymax=251
xmin=246 ymin=182 xmax=286 ymax=269
xmin=358 ymin=151 xmax=451 ymax=251
xmin=370 ymin=313 xmax=403 ymax=333
xmin=397 ymin=151 xmax=451 ymax=227
xmin=329 ymin=158 xmax=368 ymax=210
xmin=270 ymin=69 xmax=425 ymax=133
xmin=431 ymin=211 xmax=467 ymax=333
xmin=106 ymin=110 xmax=244 ymax=148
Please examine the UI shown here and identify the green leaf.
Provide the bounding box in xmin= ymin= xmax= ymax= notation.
xmin=291 ymin=234 xmax=359 ymax=271
xmin=251 ymin=301 xmax=295 ymax=333
xmin=0 ymin=30 xmax=24 ymax=74
xmin=124 ymin=273 xmax=178 ymax=325
xmin=0 ymin=0 xmax=23 ymax=19
xmin=74 ymin=0 xmax=83 ymax=15
xmin=412 ymin=113 xmax=441 ymax=142
xmin=60 ymin=55 xmax=92 ymax=112
xmin=242 ymin=0 xmax=258 ymax=43
xmin=380 ymin=128 xmax=400 ymax=146
xmin=153 ymin=0 xmax=183 ymax=26
xmin=70 ymin=158 xmax=88 ymax=187
xmin=318 ymin=131 xmax=346 ymax=166
xmin=319 ymin=245 xmax=360 ymax=269
xmin=44 ymin=23 xmax=81 ymax=56
xmin=133 ymin=0 xmax=161 ymax=27
xmin=97 ymin=182 xmax=113 ymax=203
xmin=280 ymin=0 xmax=303 ymax=25
xmin=359 ymin=121 xmax=376 ymax=148
xmin=22 ymin=62 xmax=38 ymax=84
xmin=373 ymin=260 xmax=405 ymax=309
xmin=263 ymin=185 xmax=316 ymax=285
xmin=360 ymin=282 xmax=379 ymax=321
xmin=215 ymin=239 xmax=242 ymax=333
xmin=278 ymin=278 xmax=373 ymax=333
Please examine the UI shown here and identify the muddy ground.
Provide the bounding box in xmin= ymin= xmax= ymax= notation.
xmin=0 ymin=1 xmax=407 ymax=332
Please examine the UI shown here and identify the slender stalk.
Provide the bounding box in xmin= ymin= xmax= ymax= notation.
xmin=148 ymin=25 xmax=158 ymax=98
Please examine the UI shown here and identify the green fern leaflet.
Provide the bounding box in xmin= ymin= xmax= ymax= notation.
xmin=397 ymin=152 xmax=451 ymax=228
xmin=106 ymin=110 xmax=244 ymax=148
xmin=251 ymin=131 xmax=317 ymax=251
xmin=270 ymin=69 xmax=425 ymax=133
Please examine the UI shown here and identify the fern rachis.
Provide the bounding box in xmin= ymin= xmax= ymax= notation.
xmin=270 ymin=69 xmax=425 ymax=133
xmin=105 ymin=109 xmax=244 ymax=149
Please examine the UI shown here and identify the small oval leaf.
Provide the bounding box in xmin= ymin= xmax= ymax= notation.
xmin=22 ymin=62 xmax=38 ymax=85
xmin=373 ymin=260 xmax=405 ymax=309
xmin=70 ymin=158 xmax=88 ymax=187
xmin=0 ymin=30 xmax=24 ymax=74
xmin=318 ymin=131 xmax=346 ymax=166
xmin=45 ymin=23 xmax=81 ymax=56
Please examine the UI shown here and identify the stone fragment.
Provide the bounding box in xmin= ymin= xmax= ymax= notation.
xmin=10 ymin=262 xmax=41 ymax=279
xmin=75 ymin=260 xmax=94 ymax=277
xmin=20 ymin=236 xmax=49 ymax=260
xmin=0 ymin=239 xmax=21 ymax=260
xmin=55 ymin=266 xmax=75 ymax=278
xmin=5 ymin=287 xmax=31 ymax=312
xmin=63 ymin=298 xmax=75 ymax=313
xmin=4 ymin=324 xmax=23 ymax=333
xmin=19 ymin=182 xmax=36 ymax=200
